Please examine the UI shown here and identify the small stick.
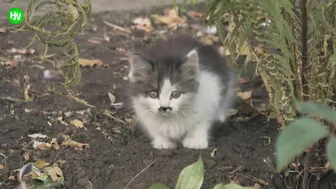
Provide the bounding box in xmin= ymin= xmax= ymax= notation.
xmin=103 ymin=21 xmax=131 ymax=34
xmin=123 ymin=158 xmax=156 ymax=189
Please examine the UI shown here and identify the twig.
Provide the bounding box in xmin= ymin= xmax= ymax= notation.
xmin=103 ymin=21 xmax=131 ymax=34
xmin=229 ymin=166 xmax=243 ymax=175
xmin=52 ymin=148 xmax=70 ymax=164
xmin=236 ymin=173 xmax=269 ymax=186
xmin=123 ymin=158 xmax=156 ymax=189
xmin=0 ymin=96 xmax=24 ymax=102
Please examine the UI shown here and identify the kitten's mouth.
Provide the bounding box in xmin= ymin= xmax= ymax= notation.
xmin=158 ymin=111 xmax=172 ymax=116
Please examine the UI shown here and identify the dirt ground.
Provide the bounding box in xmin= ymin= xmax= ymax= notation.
xmin=0 ymin=3 xmax=335 ymax=189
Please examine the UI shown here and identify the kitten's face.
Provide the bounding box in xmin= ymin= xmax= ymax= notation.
xmin=128 ymin=49 xmax=199 ymax=116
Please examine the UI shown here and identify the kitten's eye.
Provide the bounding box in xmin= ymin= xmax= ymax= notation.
xmin=148 ymin=91 xmax=159 ymax=98
xmin=171 ymin=91 xmax=182 ymax=98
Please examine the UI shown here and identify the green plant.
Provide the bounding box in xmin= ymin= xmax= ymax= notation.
xmin=183 ymin=0 xmax=336 ymax=128
xmin=5 ymin=0 xmax=93 ymax=107
xmin=276 ymin=100 xmax=336 ymax=171
xmin=149 ymin=154 xmax=254 ymax=189
xmin=175 ymin=0 xmax=336 ymax=187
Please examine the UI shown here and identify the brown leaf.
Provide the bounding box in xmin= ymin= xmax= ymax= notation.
xmin=199 ymin=36 xmax=214 ymax=45
xmin=237 ymin=90 xmax=252 ymax=100
xmin=190 ymin=24 xmax=202 ymax=30
xmin=43 ymin=166 xmax=61 ymax=182
xmin=103 ymin=30 xmax=110 ymax=42
xmin=23 ymin=84 xmax=31 ymax=101
xmin=230 ymin=179 xmax=241 ymax=185
xmin=62 ymin=139 xmax=89 ymax=151
xmin=0 ymin=27 xmax=7 ymax=33
xmin=217 ymin=45 xmax=232 ymax=56
xmin=187 ymin=10 xmax=203 ymax=19
xmin=238 ymin=77 xmax=249 ymax=84
xmin=33 ymin=140 xmax=54 ymax=150
xmin=132 ymin=17 xmax=153 ymax=32
xmin=151 ymin=8 xmax=185 ymax=30
xmin=254 ymin=183 xmax=262 ymax=189
xmin=79 ymin=58 xmax=103 ymax=67
xmin=23 ymin=151 xmax=30 ymax=161
xmin=0 ymin=164 xmax=4 ymax=169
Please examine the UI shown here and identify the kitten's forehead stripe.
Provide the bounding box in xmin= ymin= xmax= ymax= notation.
xmin=128 ymin=35 xmax=233 ymax=98
xmin=159 ymin=79 xmax=173 ymax=107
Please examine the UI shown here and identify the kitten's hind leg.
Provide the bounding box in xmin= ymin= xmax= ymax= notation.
xmin=183 ymin=122 xmax=210 ymax=149
xmin=217 ymin=73 xmax=237 ymax=123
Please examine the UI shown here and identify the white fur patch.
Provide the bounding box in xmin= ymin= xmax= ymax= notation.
xmin=159 ymin=79 xmax=173 ymax=108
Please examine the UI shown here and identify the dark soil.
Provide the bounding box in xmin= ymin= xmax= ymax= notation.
xmin=0 ymin=3 xmax=335 ymax=189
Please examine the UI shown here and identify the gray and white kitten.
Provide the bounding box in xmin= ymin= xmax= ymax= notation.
xmin=127 ymin=36 xmax=236 ymax=149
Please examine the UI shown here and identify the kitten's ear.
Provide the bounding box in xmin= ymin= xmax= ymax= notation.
xmin=128 ymin=52 xmax=152 ymax=82
xmin=181 ymin=49 xmax=199 ymax=76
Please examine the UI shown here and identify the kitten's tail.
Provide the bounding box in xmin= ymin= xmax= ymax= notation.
xmin=16 ymin=162 xmax=34 ymax=189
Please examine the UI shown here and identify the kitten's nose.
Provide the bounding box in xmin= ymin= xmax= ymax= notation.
xmin=158 ymin=107 xmax=171 ymax=112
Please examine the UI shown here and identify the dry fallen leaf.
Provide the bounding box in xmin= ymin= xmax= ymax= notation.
xmin=210 ymin=148 xmax=217 ymax=158
xmin=87 ymin=39 xmax=101 ymax=44
xmin=230 ymin=179 xmax=241 ymax=185
xmin=228 ymin=108 xmax=239 ymax=116
xmin=61 ymin=139 xmax=89 ymax=151
xmin=23 ymin=151 xmax=30 ymax=161
xmin=238 ymin=77 xmax=249 ymax=84
xmin=0 ymin=164 xmax=4 ymax=169
xmin=28 ymin=133 xmax=48 ymax=139
xmin=187 ymin=10 xmax=203 ymax=19
xmin=71 ymin=119 xmax=84 ymax=128
xmin=34 ymin=159 xmax=50 ymax=169
xmin=23 ymin=84 xmax=31 ymax=101
xmin=237 ymin=90 xmax=252 ymax=100
xmin=33 ymin=141 xmax=52 ymax=150
xmin=254 ymin=183 xmax=262 ymax=189
xmin=103 ymin=29 xmax=110 ymax=42
xmin=108 ymin=92 xmax=116 ymax=103
xmin=199 ymin=36 xmax=214 ymax=45
xmin=218 ymin=46 xmax=231 ymax=56
xmin=0 ymin=27 xmax=7 ymax=33
xmin=79 ymin=58 xmax=103 ymax=67
xmin=151 ymin=8 xmax=185 ymax=30
xmin=43 ymin=166 xmax=61 ymax=182
xmin=33 ymin=136 xmax=89 ymax=151
xmin=132 ymin=16 xmax=153 ymax=32
xmin=239 ymin=41 xmax=250 ymax=56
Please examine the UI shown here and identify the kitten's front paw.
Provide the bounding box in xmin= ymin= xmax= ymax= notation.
xmin=152 ymin=138 xmax=177 ymax=149
xmin=183 ymin=137 xmax=208 ymax=149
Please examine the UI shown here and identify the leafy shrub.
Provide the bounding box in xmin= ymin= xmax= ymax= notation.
xmin=275 ymin=100 xmax=336 ymax=171
xmin=184 ymin=0 xmax=336 ymax=127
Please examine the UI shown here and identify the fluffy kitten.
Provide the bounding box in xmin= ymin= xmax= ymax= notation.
xmin=127 ymin=36 xmax=236 ymax=149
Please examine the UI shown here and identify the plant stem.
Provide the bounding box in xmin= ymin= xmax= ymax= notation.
xmin=300 ymin=0 xmax=309 ymax=101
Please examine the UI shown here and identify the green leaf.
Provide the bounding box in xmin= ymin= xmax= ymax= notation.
xmin=213 ymin=183 xmax=254 ymax=189
xmin=275 ymin=118 xmax=329 ymax=171
xmin=295 ymin=101 xmax=336 ymax=124
xmin=149 ymin=183 xmax=170 ymax=189
xmin=327 ymin=136 xmax=336 ymax=170
xmin=175 ymin=154 xmax=204 ymax=189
